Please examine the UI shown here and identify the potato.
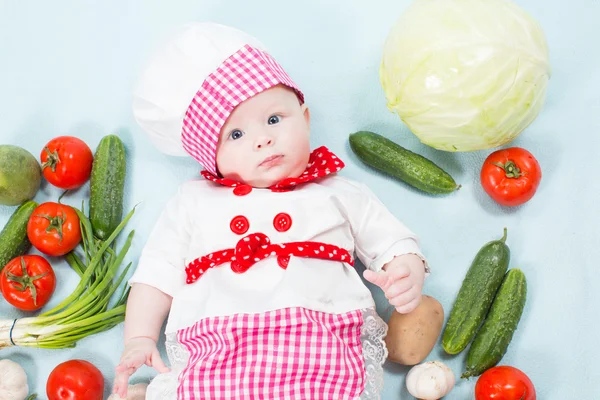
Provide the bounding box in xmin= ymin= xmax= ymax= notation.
xmin=385 ymin=294 xmax=444 ymax=365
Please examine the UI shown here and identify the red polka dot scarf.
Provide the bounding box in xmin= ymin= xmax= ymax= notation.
xmin=201 ymin=146 xmax=345 ymax=192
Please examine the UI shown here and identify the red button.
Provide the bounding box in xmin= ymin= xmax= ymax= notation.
xmin=273 ymin=213 xmax=292 ymax=232
xmin=233 ymin=185 xmax=252 ymax=196
xmin=230 ymin=215 xmax=249 ymax=235
xmin=277 ymin=255 xmax=290 ymax=269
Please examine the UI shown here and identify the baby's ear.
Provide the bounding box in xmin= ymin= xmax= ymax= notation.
xmin=302 ymin=104 xmax=310 ymax=125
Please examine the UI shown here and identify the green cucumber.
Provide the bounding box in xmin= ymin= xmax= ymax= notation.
xmin=442 ymin=228 xmax=510 ymax=354
xmin=0 ymin=200 xmax=38 ymax=271
xmin=348 ymin=131 xmax=459 ymax=194
xmin=463 ymin=268 xmax=527 ymax=378
xmin=89 ymin=135 xmax=126 ymax=240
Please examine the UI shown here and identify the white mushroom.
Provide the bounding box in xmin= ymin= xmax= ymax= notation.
xmin=406 ymin=361 xmax=455 ymax=400
xmin=0 ymin=359 xmax=29 ymax=400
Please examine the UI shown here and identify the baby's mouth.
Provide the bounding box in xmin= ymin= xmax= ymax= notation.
xmin=259 ymin=154 xmax=284 ymax=168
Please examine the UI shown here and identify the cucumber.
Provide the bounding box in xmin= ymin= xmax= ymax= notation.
xmin=348 ymin=131 xmax=459 ymax=194
xmin=89 ymin=135 xmax=126 ymax=240
xmin=442 ymin=228 xmax=510 ymax=354
xmin=0 ymin=200 xmax=38 ymax=272
xmin=462 ymin=268 xmax=527 ymax=378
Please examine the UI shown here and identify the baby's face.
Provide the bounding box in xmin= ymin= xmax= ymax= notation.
xmin=216 ymin=85 xmax=311 ymax=188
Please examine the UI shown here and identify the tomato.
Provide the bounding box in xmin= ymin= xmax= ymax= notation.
xmin=475 ymin=366 xmax=536 ymax=400
xmin=0 ymin=255 xmax=56 ymax=311
xmin=47 ymin=359 xmax=104 ymax=400
xmin=27 ymin=202 xmax=81 ymax=256
xmin=40 ymin=136 xmax=93 ymax=190
xmin=480 ymin=147 xmax=542 ymax=207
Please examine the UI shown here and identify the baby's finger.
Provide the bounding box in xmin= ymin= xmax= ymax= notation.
xmin=113 ymin=370 xmax=133 ymax=398
xmin=387 ymin=263 xmax=411 ymax=280
xmin=395 ymin=294 xmax=422 ymax=314
xmin=362 ymin=270 xmax=391 ymax=291
xmin=115 ymin=363 xmax=129 ymax=373
xmin=117 ymin=354 xmax=146 ymax=371
xmin=115 ymin=360 xmax=137 ymax=373
xmin=151 ymin=348 xmax=171 ymax=374
xmin=384 ymin=279 xmax=413 ymax=299
xmin=114 ymin=365 xmax=136 ymax=381
xmin=114 ymin=364 xmax=135 ymax=378
xmin=389 ymin=285 xmax=419 ymax=307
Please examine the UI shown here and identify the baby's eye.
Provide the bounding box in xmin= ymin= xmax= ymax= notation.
xmin=229 ymin=129 xmax=244 ymax=140
xmin=268 ymin=115 xmax=280 ymax=125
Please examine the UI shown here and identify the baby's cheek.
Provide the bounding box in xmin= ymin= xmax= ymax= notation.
xmin=216 ymin=149 xmax=246 ymax=178
xmin=291 ymin=146 xmax=311 ymax=171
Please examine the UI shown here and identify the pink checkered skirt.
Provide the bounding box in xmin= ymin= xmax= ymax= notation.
xmin=176 ymin=307 xmax=366 ymax=399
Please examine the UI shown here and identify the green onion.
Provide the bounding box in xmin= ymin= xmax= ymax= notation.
xmin=0 ymin=205 xmax=135 ymax=349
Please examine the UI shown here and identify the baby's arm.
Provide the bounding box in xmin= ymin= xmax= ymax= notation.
xmin=339 ymin=179 xmax=429 ymax=312
xmin=111 ymin=185 xmax=192 ymax=396
xmin=112 ymin=283 xmax=172 ymax=398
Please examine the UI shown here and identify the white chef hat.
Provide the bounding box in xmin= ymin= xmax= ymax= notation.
xmin=132 ymin=22 xmax=304 ymax=175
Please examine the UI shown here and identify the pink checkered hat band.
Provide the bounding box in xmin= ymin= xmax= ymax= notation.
xmin=181 ymin=45 xmax=304 ymax=175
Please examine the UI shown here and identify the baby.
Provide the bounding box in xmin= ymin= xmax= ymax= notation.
xmin=113 ymin=22 xmax=429 ymax=400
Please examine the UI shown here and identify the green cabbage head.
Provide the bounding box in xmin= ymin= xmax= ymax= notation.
xmin=380 ymin=0 xmax=551 ymax=151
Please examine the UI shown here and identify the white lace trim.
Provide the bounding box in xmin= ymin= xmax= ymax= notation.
xmin=359 ymin=308 xmax=388 ymax=400
xmin=144 ymin=333 xmax=187 ymax=400
xmin=146 ymin=308 xmax=388 ymax=399
xmin=165 ymin=332 xmax=190 ymax=370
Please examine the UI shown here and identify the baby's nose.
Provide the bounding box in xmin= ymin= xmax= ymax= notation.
xmin=255 ymin=137 xmax=273 ymax=149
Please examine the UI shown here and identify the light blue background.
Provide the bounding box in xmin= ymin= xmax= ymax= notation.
xmin=0 ymin=0 xmax=598 ymax=398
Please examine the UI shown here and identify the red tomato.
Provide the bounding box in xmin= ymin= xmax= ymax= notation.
xmin=47 ymin=360 xmax=104 ymax=400
xmin=41 ymin=136 xmax=93 ymax=190
xmin=27 ymin=202 xmax=81 ymax=256
xmin=475 ymin=366 xmax=536 ymax=400
xmin=480 ymin=147 xmax=542 ymax=207
xmin=0 ymin=255 xmax=56 ymax=311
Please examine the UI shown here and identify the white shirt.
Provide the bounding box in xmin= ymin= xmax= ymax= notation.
xmin=129 ymin=175 xmax=428 ymax=334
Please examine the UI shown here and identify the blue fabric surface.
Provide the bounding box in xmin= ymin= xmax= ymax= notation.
xmin=0 ymin=0 xmax=598 ymax=398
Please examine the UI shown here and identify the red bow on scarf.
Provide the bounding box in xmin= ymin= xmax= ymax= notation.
xmin=201 ymin=146 xmax=345 ymax=192
xmin=185 ymin=233 xmax=354 ymax=284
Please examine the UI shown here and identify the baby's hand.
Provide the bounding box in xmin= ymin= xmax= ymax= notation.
xmin=363 ymin=254 xmax=426 ymax=314
xmin=112 ymin=336 xmax=170 ymax=398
